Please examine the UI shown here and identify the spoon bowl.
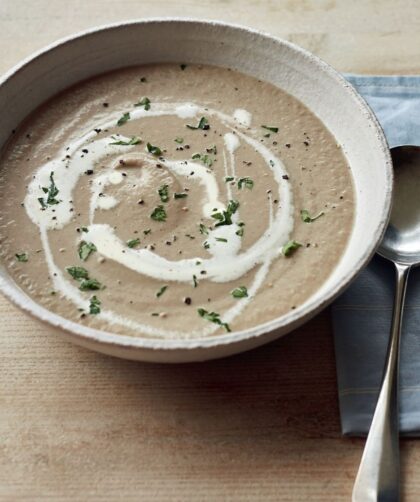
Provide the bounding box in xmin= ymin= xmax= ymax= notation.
xmin=379 ymin=146 xmax=420 ymax=266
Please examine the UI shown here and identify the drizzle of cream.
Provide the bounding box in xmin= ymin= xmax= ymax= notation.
xmin=224 ymin=132 xmax=240 ymax=153
xmin=96 ymin=195 xmax=119 ymax=211
xmin=224 ymin=132 xmax=240 ymax=178
xmin=175 ymin=103 xmax=199 ymax=118
xmin=233 ymin=108 xmax=252 ymax=127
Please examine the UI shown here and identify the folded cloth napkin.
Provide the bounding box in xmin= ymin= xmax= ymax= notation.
xmin=332 ymin=75 xmax=420 ymax=436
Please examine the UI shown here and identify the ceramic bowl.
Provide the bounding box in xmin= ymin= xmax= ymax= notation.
xmin=0 ymin=19 xmax=392 ymax=362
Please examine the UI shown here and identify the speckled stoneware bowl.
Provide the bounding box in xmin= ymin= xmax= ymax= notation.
xmin=0 ymin=19 xmax=392 ymax=363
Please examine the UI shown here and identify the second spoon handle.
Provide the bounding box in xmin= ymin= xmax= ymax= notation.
xmin=352 ymin=262 xmax=410 ymax=502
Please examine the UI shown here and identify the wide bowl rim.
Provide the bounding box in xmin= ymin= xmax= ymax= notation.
xmin=0 ymin=17 xmax=393 ymax=352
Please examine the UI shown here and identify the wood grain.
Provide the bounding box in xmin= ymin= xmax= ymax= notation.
xmin=1 ymin=1 xmax=420 ymax=500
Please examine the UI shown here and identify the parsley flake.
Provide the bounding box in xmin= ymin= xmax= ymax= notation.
xmin=147 ymin=142 xmax=162 ymax=156
xmin=135 ymin=97 xmax=151 ymax=110
xmin=117 ymin=112 xmax=130 ymax=126
xmin=186 ymin=116 xmax=209 ymax=130
xmin=127 ymin=238 xmax=141 ymax=248
xmin=261 ymin=125 xmax=279 ymax=133
xmin=66 ymin=266 xmax=89 ymax=280
xmin=199 ymin=223 xmax=209 ymax=235
xmin=192 ymin=152 xmax=214 ymax=167
xmin=66 ymin=266 xmax=103 ymax=290
xmin=174 ymin=192 xmax=188 ymax=199
xmin=39 ymin=171 xmax=60 ymax=208
xmin=237 ymin=177 xmax=254 ymax=190
xmin=150 ymin=205 xmax=167 ymax=222
xmin=79 ymin=278 xmax=102 ymax=291
xmin=231 ymin=286 xmax=248 ymax=298
xmin=78 ymin=241 xmax=97 ymax=261
xmin=282 ymin=240 xmax=302 ymax=257
xmin=158 ymin=184 xmax=169 ymax=203
xmin=300 ymin=209 xmax=325 ymax=223
xmin=15 ymin=252 xmax=28 ymax=262
xmin=156 ymin=285 xmax=168 ymax=298
xmin=109 ymin=136 xmax=141 ymax=146
xmin=197 ymin=308 xmax=231 ymax=332
xmin=211 ymin=200 xmax=239 ymax=227
xmin=174 ymin=137 xmax=184 ymax=144
xmin=89 ymin=296 xmax=101 ymax=315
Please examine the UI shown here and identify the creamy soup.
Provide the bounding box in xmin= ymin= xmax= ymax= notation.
xmin=0 ymin=64 xmax=354 ymax=339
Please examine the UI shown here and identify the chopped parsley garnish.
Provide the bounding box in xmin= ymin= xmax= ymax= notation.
xmin=192 ymin=152 xmax=213 ymax=167
xmin=38 ymin=198 xmax=47 ymax=209
xmin=156 ymin=285 xmax=168 ymax=298
xmin=15 ymin=252 xmax=28 ymax=262
xmin=211 ymin=199 xmax=240 ymax=227
xmin=174 ymin=192 xmax=188 ymax=199
xmin=225 ymin=176 xmax=234 ymax=182
xmin=203 ymin=241 xmax=210 ymax=249
xmin=186 ymin=116 xmax=209 ymax=130
xmin=39 ymin=171 xmax=60 ymax=208
xmin=66 ymin=266 xmax=103 ymax=290
xmin=150 ymin=205 xmax=167 ymax=222
xmin=117 ymin=112 xmax=130 ymax=126
xmin=300 ymin=209 xmax=325 ymax=223
xmin=193 ymin=275 xmax=198 ymax=288
xmin=237 ymin=177 xmax=254 ymax=190
xmin=231 ymin=286 xmax=248 ymax=298
xmin=180 ymin=64 xmax=187 ymax=70
xmin=269 ymin=160 xmax=275 ymax=167
xmin=79 ymin=278 xmax=102 ymax=291
xmin=174 ymin=137 xmax=184 ymax=144
xmin=89 ymin=296 xmax=101 ymax=315
xmin=282 ymin=240 xmax=302 ymax=257
xmin=158 ymin=184 xmax=169 ymax=203
xmin=197 ymin=308 xmax=231 ymax=332
xmin=143 ymin=228 xmax=151 ymax=235
xmin=135 ymin=96 xmax=151 ymax=110
xmin=66 ymin=266 xmax=89 ymax=280
xmin=78 ymin=241 xmax=97 ymax=261
xmin=81 ymin=226 xmax=89 ymax=233
xmin=199 ymin=223 xmax=209 ymax=235
xmin=215 ymin=237 xmax=227 ymax=243
xmin=127 ymin=238 xmax=141 ymax=248
xmin=147 ymin=142 xmax=162 ymax=156
xmin=261 ymin=125 xmax=279 ymax=133
xmin=109 ymin=136 xmax=141 ymax=146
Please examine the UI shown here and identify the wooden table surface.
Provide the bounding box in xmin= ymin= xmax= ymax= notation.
xmin=1 ymin=1 xmax=420 ymax=500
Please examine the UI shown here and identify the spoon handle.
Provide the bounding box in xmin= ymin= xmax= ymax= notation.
xmin=352 ymin=262 xmax=410 ymax=502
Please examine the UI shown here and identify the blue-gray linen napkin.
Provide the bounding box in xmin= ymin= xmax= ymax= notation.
xmin=332 ymin=75 xmax=420 ymax=436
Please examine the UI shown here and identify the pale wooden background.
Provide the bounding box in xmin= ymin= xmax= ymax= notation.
xmin=1 ymin=1 xmax=420 ymax=500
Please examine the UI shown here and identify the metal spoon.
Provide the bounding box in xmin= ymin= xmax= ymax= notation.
xmin=353 ymin=146 xmax=420 ymax=502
